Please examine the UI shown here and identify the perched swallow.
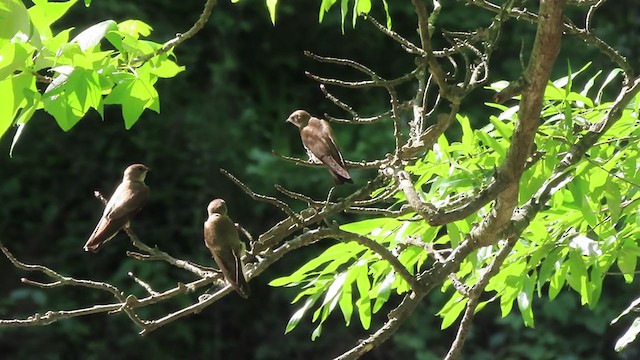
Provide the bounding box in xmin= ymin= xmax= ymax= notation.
xmin=204 ymin=199 xmax=250 ymax=299
xmin=83 ymin=164 xmax=150 ymax=252
xmin=286 ymin=110 xmax=352 ymax=185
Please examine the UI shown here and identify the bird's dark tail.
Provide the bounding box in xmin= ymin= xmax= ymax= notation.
xmin=235 ymin=276 xmax=251 ymax=299
xmin=329 ymin=170 xmax=353 ymax=185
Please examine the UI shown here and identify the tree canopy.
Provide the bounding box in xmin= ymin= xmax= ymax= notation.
xmin=1 ymin=0 xmax=640 ymax=359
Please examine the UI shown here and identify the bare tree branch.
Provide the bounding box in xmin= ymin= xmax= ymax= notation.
xmin=134 ymin=0 xmax=217 ymax=64
xmin=444 ymin=236 xmax=517 ymax=360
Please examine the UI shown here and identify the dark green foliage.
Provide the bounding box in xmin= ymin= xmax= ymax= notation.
xmin=1 ymin=1 xmax=640 ymax=359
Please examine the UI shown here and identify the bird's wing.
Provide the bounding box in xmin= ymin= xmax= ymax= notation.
xmin=204 ymin=215 xmax=250 ymax=298
xmin=84 ymin=182 xmax=149 ymax=252
xmin=302 ymin=118 xmax=351 ymax=179
xmin=106 ymin=182 xmax=150 ymax=220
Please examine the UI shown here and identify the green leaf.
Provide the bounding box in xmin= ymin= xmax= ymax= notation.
xmin=150 ymin=57 xmax=185 ymax=78
xmin=615 ymin=317 xmax=640 ymax=352
xmin=355 ymin=267 xmax=371 ymax=329
xmin=612 ymin=296 xmax=640 ymax=325
xmin=285 ymin=297 xmax=316 ymax=334
xmin=117 ymin=19 xmax=152 ymax=39
xmin=489 ymin=116 xmax=514 ymax=140
xmin=71 ymin=20 xmax=117 ymax=51
xmin=0 ymin=71 xmax=36 ymax=140
xmin=581 ymin=69 xmax=601 ymax=99
xmin=617 ymin=248 xmax=637 ymax=283
xmin=311 ymin=324 xmax=322 ymax=341
xmin=42 ymin=66 xmax=101 ymax=131
xmin=549 ymin=258 xmax=568 ymax=300
xmin=457 ymin=114 xmax=473 ymax=150
xmin=439 ymin=293 xmax=468 ymax=329
xmin=269 ymin=242 xmax=357 ymax=286
xmin=10 ymin=89 xmax=41 ymax=156
xmin=371 ymin=271 xmax=394 ymax=313
xmin=0 ymin=41 xmax=33 ymax=81
xmin=381 ymin=0 xmax=391 ymax=28
xmin=319 ymin=272 xmax=347 ymax=310
xmin=517 ymin=274 xmax=535 ymax=328
xmin=338 ymin=282 xmax=353 ymax=326
xmin=595 ymin=68 xmax=622 ymax=105
xmin=351 ymin=0 xmax=371 ymax=27
xmin=28 ymin=0 xmax=77 ymax=40
xmin=567 ymin=251 xmax=588 ymax=304
xmin=588 ymin=263 xmax=603 ymax=308
xmin=266 ymin=0 xmax=278 ymax=24
xmin=0 ymin=0 xmax=31 ymax=41
xmin=319 ymin=0 xmax=337 ymax=23
xmin=103 ymin=68 xmax=159 ymax=129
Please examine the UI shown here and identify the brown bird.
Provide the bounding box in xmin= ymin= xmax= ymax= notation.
xmin=204 ymin=199 xmax=250 ymax=299
xmin=286 ymin=109 xmax=352 ymax=185
xmin=84 ymin=164 xmax=150 ymax=252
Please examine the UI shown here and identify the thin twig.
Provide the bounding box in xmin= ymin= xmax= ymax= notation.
xmin=363 ymin=14 xmax=426 ymax=56
xmin=334 ymin=229 xmax=420 ymax=292
xmin=272 ymin=151 xmax=384 ymax=169
xmin=128 ymin=272 xmax=160 ymax=296
xmin=220 ymin=168 xmax=303 ymax=224
xmin=134 ymin=0 xmax=218 ymax=64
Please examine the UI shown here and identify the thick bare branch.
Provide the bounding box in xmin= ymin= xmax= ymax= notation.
xmin=444 ymin=236 xmax=517 ymax=360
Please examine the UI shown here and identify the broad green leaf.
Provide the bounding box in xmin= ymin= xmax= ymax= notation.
xmin=71 ymin=20 xmax=117 ymax=51
xmin=0 ymin=71 xmax=36 ymax=140
xmin=10 ymin=89 xmax=41 ymax=156
xmin=117 ymin=19 xmax=152 ymax=39
xmin=28 ymin=0 xmax=77 ymax=39
xmin=0 ymin=42 xmax=32 ymax=81
xmin=42 ymin=66 xmax=101 ymax=130
xmin=0 ymin=0 xmax=31 ymax=41
xmin=103 ymin=68 xmax=159 ymax=129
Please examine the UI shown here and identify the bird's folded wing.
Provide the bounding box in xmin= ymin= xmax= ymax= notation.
xmin=106 ymin=183 xmax=150 ymax=220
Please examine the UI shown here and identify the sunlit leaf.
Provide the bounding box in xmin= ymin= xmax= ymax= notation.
xmin=70 ymin=20 xmax=116 ymax=51
xmin=266 ymin=0 xmax=278 ymax=25
xmin=615 ymin=317 xmax=640 ymax=352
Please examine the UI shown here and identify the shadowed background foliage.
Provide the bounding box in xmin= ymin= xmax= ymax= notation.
xmin=0 ymin=1 xmax=639 ymax=359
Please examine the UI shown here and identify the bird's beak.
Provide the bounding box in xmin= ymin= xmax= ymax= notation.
xmin=285 ymin=117 xmax=292 ymax=123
